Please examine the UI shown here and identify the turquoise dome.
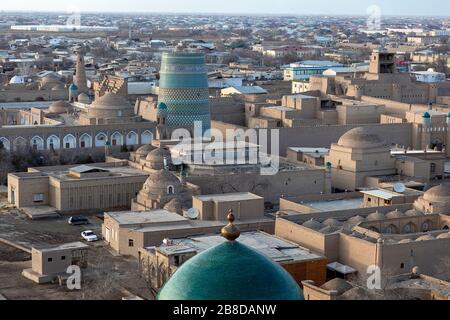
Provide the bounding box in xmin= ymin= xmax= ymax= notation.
xmin=447 ymin=112 xmax=450 ymax=118
xmin=157 ymin=240 xmax=303 ymax=300
xmin=423 ymin=112 xmax=431 ymax=118
xmin=69 ymin=83 xmax=78 ymax=92
xmin=157 ymin=102 xmax=168 ymax=116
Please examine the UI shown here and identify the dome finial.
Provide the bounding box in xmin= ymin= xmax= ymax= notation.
xmin=221 ymin=209 xmax=240 ymax=241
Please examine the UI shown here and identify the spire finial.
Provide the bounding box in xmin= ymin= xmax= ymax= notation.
xmin=221 ymin=209 xmax=240 ymax=241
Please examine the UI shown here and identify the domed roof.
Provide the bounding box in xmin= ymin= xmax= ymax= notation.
xmin=40 ymin=75 xmax=62 ymax=87
xmin=92 ymin=92 xmax=132 ymax=110
xmin=69 ymin=83 xmax=78 ymax=91
xmin=144 ymin=170 xmax=181 ymax=190
xmin=48 ymin=100 xmax=72 ymax=114
xmin=158 ymin=219 xmax=303 ymax=301
xmin=416 ymin=234 xmax=435 ymax=242
xmin=367 ymin=211 xmax=386 ymax=221
xmin=405 ymin=209 xmax=424 ymax=217
xmin=423 ymin=112 xmax=431 ymax=118
xmin=136 ymin=144 xmax=156 ymax=156
xmin=386 ymin=209 xmax=405 ymax=219
xmin=423 ymin=184 xmax=450 ymax=202
xmin=436 ymin=232 xmax=450 ymax=239
xmin=78 ymin=93 xmax=91 ymax=104
xmin=321 ymin=278 xmax=353 ymax=295
xmin=337 ymin=127 xmax=385 ymax=149
xmin=157 ymin=102 xmax=168 ymax=117
xmin=322 ymin=218 xmax=342 ymax=227
xmin=346 ymin=215 xmax=366 ymax=225
xmin=146 ymin=147 xmax=172 ymax=170
xmin=302 ymin=219 xmax=323 ymax=230
xmin=319 ymin=225 xmax=341 ymax=234
xmin=163 ymin=198 xmax=183 ymax=215
xmin=398 ymin=239 xmax=414 ymax=244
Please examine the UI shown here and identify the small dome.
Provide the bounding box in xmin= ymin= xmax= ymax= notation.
xmin=423 ymin=184 xmax=450 ymax=202
xmin=322 ymin=218 xmax=342 ymax=227
xmin=346 ymin=215 xmax=366 ymax=225
xmin=146 ymin=147 xmax=172 ymax=170
xmin=416 ymin=235 xmax=435 ymax=242
xmin=386 ymin=209 xmax=405 ymax=219
xmin=78 ymin=93 xmax=91 ymax=104
xmin=398 ymin=239 xmax=414 ymax=244
xmin=320 ymin=278 xmax=353 ymax=295
xmin=367 ymin=211 xmax=386 ymax=221
xmin=69 ymin=83 xmax=78 ymax=92
xmin=405 ymin=209 xmax=423 ymax=217
xmin=436 ymin=232 xmax=450 ymax=239
xmin=422 ymin=112 xmax=431 ymax=118
xmin=337 ymin=127 xmax=385 ymax=149
xmin=136 ymin=144 xmax=156 ymax=156
xmin=48 ymin=100 xmax=72 ymax=114
xmin=143 ymin=170 xmax=182 ymax=196
xmin=92 ymin=92 xmax=132 ymax=110
xmin=158 ymin=241 xmax=303 ymax=300
xmin=319 ymin=225 xmax=341 ymax=234
xmin=163 ymin=198 xmax=183 ymax=215
xmin=302 ymin=219 xmax=323 ymax=230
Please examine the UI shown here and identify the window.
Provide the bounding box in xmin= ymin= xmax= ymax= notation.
xmin=48 ymin=258 xmax=53 ymax=262
xmin=400 ymin=263 xmax=405 ymax=269
xmin=33 ymin=193 xmax=44 ymax=203
xmin=167 ymin=185 xmax=174 ymax=195
xmin=61 ymin=256 xmax=66 ymax=260
xmin=430 ymin=163 xmax=436 ymax=174
xmin=128 ymin=239 xmax=134 ymax=247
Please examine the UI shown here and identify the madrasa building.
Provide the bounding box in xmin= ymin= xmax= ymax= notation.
xmin=0 ymin=50 xmax=156 ymax=156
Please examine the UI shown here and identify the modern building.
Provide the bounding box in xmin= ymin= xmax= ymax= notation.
xmin=283 ymin=61 xmax=344 ymax=81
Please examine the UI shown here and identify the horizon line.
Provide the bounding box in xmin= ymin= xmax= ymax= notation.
xmin=0 ymin=10 xmax=449 ymax=18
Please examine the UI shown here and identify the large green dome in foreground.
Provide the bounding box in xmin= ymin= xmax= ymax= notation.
xmin=157 ymin=214 xmax=303 ymax=300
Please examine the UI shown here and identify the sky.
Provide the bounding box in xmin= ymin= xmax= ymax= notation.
xmin=1 ymin=0 xmax=449 ymax=16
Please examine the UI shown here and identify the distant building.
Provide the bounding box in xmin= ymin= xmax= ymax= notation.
xmin=283 ymin=60 xmax=343 ymax=81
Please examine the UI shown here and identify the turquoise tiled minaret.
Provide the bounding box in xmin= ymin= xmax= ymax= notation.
xmin=158 ymin=52 xmax=211 ymax=135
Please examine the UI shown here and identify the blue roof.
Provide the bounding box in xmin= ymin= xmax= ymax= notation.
xmin=158 ymin=241 xmax=303 ymax=300
xmin=69 ymin=83 xmax=78 ymax=91
xmin=423 ymin=112 xmax=431 ymax=118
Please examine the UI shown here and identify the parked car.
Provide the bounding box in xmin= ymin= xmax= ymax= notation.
xmin=81 ymin=230 xmax=98 ymax=242
xmin=68 ymin=216 xmax=90 ymax=226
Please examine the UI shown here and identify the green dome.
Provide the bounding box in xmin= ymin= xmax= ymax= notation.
xmin=157 ymin=241 xmax=303 ymax=300
xmin=423 ymin=112 xmax=431 ymax=118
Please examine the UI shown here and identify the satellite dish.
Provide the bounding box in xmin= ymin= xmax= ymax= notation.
xmin=393 ymin=183 xmax=406 ymax=194
xmin=185 ymin=208 xmax=199 ymax=220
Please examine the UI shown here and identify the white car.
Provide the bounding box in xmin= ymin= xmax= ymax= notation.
xmin=81 ymin=230 xmax=98 ymax=242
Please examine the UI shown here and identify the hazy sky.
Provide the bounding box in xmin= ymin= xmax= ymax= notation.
xmin=1 ymin=0 xmax=449 ymax=16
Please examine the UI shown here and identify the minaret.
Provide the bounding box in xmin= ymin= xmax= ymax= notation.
xmin=74 ymin=48 xmax=88 ymax=94
xmin=422 ymin=112 xmax=431 ymax=150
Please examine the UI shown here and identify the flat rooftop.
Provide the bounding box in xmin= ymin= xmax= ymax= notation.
xmin=107 ymin=209 xmax=188 ymax=226
xmin=35 ymin=242 xmax=89 ymax=252
xmin=194 ymin=192 xmax=263 ymax=203
xmin=36 ymin=164 xmax=148 ymax=181
xmin=302 ymin=198 xmax=364 ymax=212
xmin=157 ymin=231 xmax=324 ymax=263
